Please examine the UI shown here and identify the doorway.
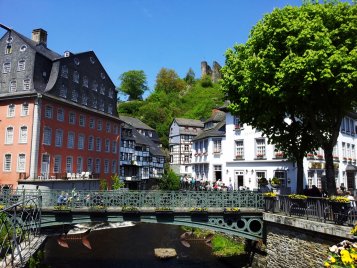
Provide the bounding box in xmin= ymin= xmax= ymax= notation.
xmin=234 ymin=170 xmax=244 ymax=190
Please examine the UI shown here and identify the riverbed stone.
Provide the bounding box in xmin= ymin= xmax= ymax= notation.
xmin=154 ymin=248 xmax=177 ymax=259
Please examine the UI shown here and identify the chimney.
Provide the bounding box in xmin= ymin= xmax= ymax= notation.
xmin=32 ymin=28 xmax=47 ymax=47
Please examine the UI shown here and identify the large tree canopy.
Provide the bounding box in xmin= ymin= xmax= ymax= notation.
xmin=119 ymin=70 xmax=148 ymax=100
xmin=221 ymin=1 xmax=357 ymax=194
xmin=155 ymin=68 xmax=186 ymax=93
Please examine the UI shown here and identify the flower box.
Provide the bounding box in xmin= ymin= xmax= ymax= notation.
xmin=190 ymin=208 xmax=208 ymax=215
xmin=223 ymin=207 xmax=240 ymax=214
xmin=235 ymin=155 xmax=243 ymax=160
xmin=53 ymin=206 xmax=71 ymax=214
xmin=122 ymin=206 xmax=139 ymax=214
xmin=155 ymin=208 xmax=173 ymax=214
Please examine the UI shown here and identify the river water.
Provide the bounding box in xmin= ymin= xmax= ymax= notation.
xmin=42 ymin=222 xmax=243 ymax=268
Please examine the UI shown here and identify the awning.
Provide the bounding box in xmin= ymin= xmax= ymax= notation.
xmin=346 ymin=164 xmax=357 ymax=171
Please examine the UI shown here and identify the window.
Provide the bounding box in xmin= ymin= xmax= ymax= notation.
xmin=274 ymin=170 xmax=287 ymax=187
xmin=55 ymin=129 xmax=63 ymax=147
xmin=111 ymin=160 xmax=117 ymax=173
xmin=74 ymin=58 xmax=80 ymax=65
xmin=89 ymin=118 xmax=95 ymax=129
xmin=256 ymin=171 xmax=267 ymax=180
xmin=67 ymin=132 xmax=75 ymax=148
xmin=235 ymin=140 xmax=244 ymax=159
xmin=5 ymin=127 xmax=14 ymax=144
xmin=4 ymin=154 xmax=11 ymax=171
xmin=234 ymin=116 xmax=241 ymax=129
xmin=21 ymin=103 xmax=29 ymax=116
xmin=19 ymin=126 xmax=28 ymax=143
xmin=23 ymin=79 xmax=31 ymax=90
xmin=69 ymin=112 xmax=76 ymax=124
xmin=108 ymin=89 xmax=114 ymax=99
xmin=82 ymin=94 xmax=88 ymax=105
xmin=7 ymin=104 xmax=15 ymax=117
xmin=92 ymin=80 xmax=98 ymax=92
xmin=17 ymin=154 xmax=26 ymax=172
xmin=97 ymin=120 xmax=102 ymax=131
xmin=96 ymin=137 xmax=102 ymax=152
xmin=9 ymin=80 xmax=16 ymax=92
xmin=20 ymin=45 xmax=27 ymax=52
xmin=83 ymin=76 xmax=88 ymax=87
xmin=342 ymin=142 xmax=346 ymax=158
xmin=78 ymin=134 xmax=85 ymax=150
xmin=99 ymin=100 xmax=104 ymax=111
xmin=17 ymin=60 xmax=25 ymax=71
xmin=95 ymin=159 xmax=101 ymax=173
xmin=61 ymin=65 xmax=68 ymax=78
xmin=255 ymin=138 xmax=266 ymax=158
xmin=114 ymin=125 xmax=119 ymax=135
xmin=87 ymin=158 xmax=93 ymax=172
xmin=43 ymin=127 xmax=52 ymax=145
xmin=73 ymin=71 xmax=79 ymax=83
xmin=353 ymin=145 xmax=356 ymax=160
xmin=108 ymin=104 xmax=113 ymax=115
xmin=213 ymin=165 xmax=222 ymax=181
xmin=100 ymin=84 xmax=105 ymax=95
xmin=104 ymin=159 xmax=109 ymax=174
xmin=66 ymin=156 xmax=73 ymax=173
xmin=71 ymin=90 xmax=78 ymax=102
xmin=54 ymin=156 xmax=61 ymax=173
xmin=112 ymin=141 xmax=117 ymax=153
xmin=76 ymin=157 xmax=83 ymax=173
xmin=57 ymin=108 xmax=64 ymax=121
xmin=88 ymin=136 xmax=94 ymax=151
xmin=59 ymin=84 xmax=67 ymax=98
xmin=106 ymin=122 xmax=111 ymax=133
xmin=213 ymin=139 xmax=222 ymax=153
xmin=45 ymin=105 xmax=53 ymax=118
xmin=92 ymin=98 xmax=97 ymax=108
xmin=3 ymin=62 xmax=11 ymax=73
xmin=5 ymin=44 xmax=12 ymax=54
xmin=308 ymin=171 xmax=314 ymax=188
xmin=79 ymin=115 xmax=85 ymax=127
xmin=105 ymin=139 xmax=110 ymax=152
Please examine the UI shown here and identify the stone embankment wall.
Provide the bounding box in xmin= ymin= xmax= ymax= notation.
xmin=263 ymin=213 xmax=352 ymax=268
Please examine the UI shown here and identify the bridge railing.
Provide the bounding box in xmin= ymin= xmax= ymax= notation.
xmin=265 ymin=195 xmax=357 ymax=226
xmin=11 ymin=189 xmax=264 ymax=209
xmin=0 ymin=196 xmax=42 ymax=267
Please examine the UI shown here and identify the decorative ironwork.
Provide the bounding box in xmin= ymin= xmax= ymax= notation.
xmin=0 ymin=191 xmax=42 ymax=268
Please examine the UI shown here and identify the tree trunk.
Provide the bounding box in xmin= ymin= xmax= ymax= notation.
xmin=323 ymin=144 xmax=337 ymax=196
xmin=296 ymin=157 xmax=304 ymax=194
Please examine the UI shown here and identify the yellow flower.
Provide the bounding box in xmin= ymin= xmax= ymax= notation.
xmin=350 ymin=251 xmax=357 ymax=261
xmin=341 ymin=249 xmax=354 ymax=265
xmin=324 ymin=261 xmax=330 ymax=267
xmin=328 ymin=256 xmax=336 ymax=263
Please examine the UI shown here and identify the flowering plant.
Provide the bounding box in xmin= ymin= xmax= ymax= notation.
xmin=263 ymin=192 xmax=277 ymax=198
xmin=329 ymin=196 xmax=350 ymax=203
xmin=256 ymin=153 xmax=264 ymax=158
xmin=224 ymin=207 xmax=240 ymax=212
xmin=190 ymin=207 xmax=208 ymax=212
xmin=324 ymin=240 xmax=357 ymax=267
xmin=288 ymin=194 xmax=308 ymax=200
xmin=351 ymin=225 xmax=357 ymax=236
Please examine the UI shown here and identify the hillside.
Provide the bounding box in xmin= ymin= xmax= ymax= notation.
xmin=118 ymin=80 xmax=224 ymax=148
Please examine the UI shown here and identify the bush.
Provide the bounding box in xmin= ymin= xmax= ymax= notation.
xmin=200 ymin=75 xmax=213 ymax=88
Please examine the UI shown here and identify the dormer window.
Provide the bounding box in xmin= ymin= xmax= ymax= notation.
xmin=71 ymin=90 xmax=78 ymax=102
xmin=73 ymin=71 xmax=79 ymax=83
xmin=100 ymin=84 xmax=105 ymax=95
xmin=20 ymin=45 xmax=27 ymax=52
xmin=82 ymin=94 xmax=88 ymax=105
xmin=17 ymin=60 xmax=25 ymax=71
xmin=3 ymin=62 xmax=11 ymax=73
xmin=74 ymin=58 xmax=80 ymax=65
xmin=59 ymin=84 xmax=67 ymax=98
xmin=9 ymin=80 xmax=16 ymax=92
xmin=61 ymin=65 xmax=68 ymax=78
xmin=83 ymin=76 xmax=88 ymax=87
xmin=99 ymin=100 xmax=104 ymax=111
xmin=92 ymin=99 xmax=97 ymax=108
xmin=108 ymin=89 xmax=113 ymax=99
xmin=23 ymin=79 xmax=31 ymax=90
xmin=5 ymin=44 xmax=12 ymax=54
xmin=108 ymin=104 xmax=113 ymax=114
xmin=92 ymin=80 xmax=98 ymax=92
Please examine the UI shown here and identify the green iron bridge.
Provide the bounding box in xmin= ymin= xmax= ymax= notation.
xmin=1 ymin=189 xmax=263 ymax=267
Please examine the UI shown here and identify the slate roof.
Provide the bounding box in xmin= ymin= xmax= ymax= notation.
xmin=130 ymin=126 xmax=165 ymax=156
xmin=119 ymin=115 xmax=154 ymax=131
xmin=174 ymin=118 xmax=204 ymax=128
xmin=11 ymin=29 xmax=62 ymax=60
xmin=193 ymin=113 xmax=226 ymax=141
xmin=204 ymin=110 xmax=226 ymax=123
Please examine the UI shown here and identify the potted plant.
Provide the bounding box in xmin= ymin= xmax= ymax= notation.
xmin=324 ymin=240 xmax=357 ymax=267
xmin=270 ymin=177 xmax=281 ymax=188
xmin=328 ymin=196 xmax=351 ymax=224
xmin=307 ymin=153 xmax=314 ymax=159
xmin=90 ymin=205 xmax=107 ymax=213
xmin=262 ymin=192 xmax=277 ymax=213
xmin=53 ymin=205 xmax=71 ymax=213
xmin=223 ymin=207 xmax=240 ymax=215
xmin=288 ymin=194 xmax=308 ymax=209
xmin=122 ymin=206 xmax=139 ymax=214
xmin=155 ymin=207 xmax=173 ymax=214
xmin=235 ymin=154 xmax=243 ymax=160
xmin=190 ymin=207 xmax=208 ymax=214
xmin=256 ymin=153 xmax=264 ymax=159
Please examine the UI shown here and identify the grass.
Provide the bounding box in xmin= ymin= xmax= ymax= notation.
xmin=211 ymin=235 xmax=245 ymax=257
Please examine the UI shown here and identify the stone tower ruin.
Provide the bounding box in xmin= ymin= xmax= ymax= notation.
xmin=201 ymin=61 xmax=222 ymax=82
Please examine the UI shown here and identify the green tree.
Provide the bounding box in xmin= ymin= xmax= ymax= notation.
xmin=184 ymin=68 xmax=196 ymax=85
xmin=201 ymin=74 xmax=213 ymax=88
xmin=111 ymin=174 xmax=125 ymax=190
xmin=119 ymin=70 xmax=148 ymax=100
xmin=159 ymin=164 xmax=180 ymax=190
xmin=155 ymin=68 xmax=186 ymax=93
xmin=221 ymin=1 xmax=357 ymax=194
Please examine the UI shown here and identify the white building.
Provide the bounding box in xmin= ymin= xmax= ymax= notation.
xmin=191 ymin=108 xmax=357 ymax=193
xmin=169 ymin=118 xmax=204 ymax=176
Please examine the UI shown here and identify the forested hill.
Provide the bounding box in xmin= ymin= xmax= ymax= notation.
xmin=117 ymin=80 xmax=224 ymax=148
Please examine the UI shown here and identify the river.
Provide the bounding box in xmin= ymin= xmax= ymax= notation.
xmin=42 ymin=222 xmax=244 ymax=268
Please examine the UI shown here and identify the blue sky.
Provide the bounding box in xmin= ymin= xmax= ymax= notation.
xmin=0 ymin=0 xmax=302 ymax=98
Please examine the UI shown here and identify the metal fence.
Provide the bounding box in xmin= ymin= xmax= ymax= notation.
xmin=0 ymin=195 xmax=42 ymax=267
xmin=2 ymin=189 xmax=264 ymax=209
xmin=264 ymin=195 xmax=357 ymax=226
